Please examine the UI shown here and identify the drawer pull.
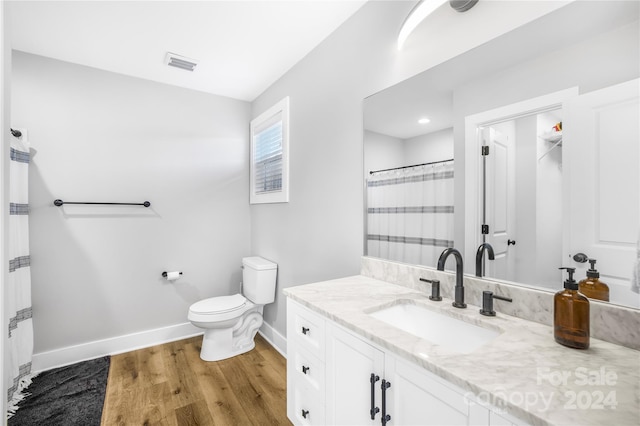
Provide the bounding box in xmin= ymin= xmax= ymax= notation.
xmin=302 ymin=326 xmax=310 ymax=335
xmin=370 ymin=373 xmax=380 ymax=420
xmin=381 ymin=379 xmax=391 ymax=425
xmin=302 ymin=409 xmax=309 ymax=419
xmin=302 ymin=365 xmax=310 ymax=374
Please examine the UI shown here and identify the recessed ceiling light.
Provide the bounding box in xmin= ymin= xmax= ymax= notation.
xmin=418 ymin=118 xmax=431 ymax=124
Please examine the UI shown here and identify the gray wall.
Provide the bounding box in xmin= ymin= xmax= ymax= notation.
xmin=250 ymin=0 xmax=566 ymax=337
xmin=11 ymin=51 xmax=251 ymax=353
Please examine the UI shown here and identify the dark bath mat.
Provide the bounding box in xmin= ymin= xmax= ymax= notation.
xmin=9 ymin=356 xmax=110 ymax=426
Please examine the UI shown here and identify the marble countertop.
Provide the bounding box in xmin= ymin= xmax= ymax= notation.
xmin=284 ymin=275 xmax=640 ymax=426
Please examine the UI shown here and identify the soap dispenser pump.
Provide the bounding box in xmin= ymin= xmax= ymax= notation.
xmin=578 ymin=258 xmax=610 ymax=302
xmin=554 ymin=267 xmax=590 ymax=349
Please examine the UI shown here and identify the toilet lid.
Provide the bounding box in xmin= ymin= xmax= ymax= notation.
xmin=190 ymin=294 xmax=247 ymax=315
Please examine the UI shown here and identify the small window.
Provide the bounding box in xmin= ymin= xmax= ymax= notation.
xmin=250 ymin=97 xmax=289 ymax=204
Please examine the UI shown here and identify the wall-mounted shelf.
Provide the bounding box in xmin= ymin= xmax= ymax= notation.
xmin=540 ymin=130 xmax=562 ymax=143
xmin=538 ymin=131 xmax=562 ymax=161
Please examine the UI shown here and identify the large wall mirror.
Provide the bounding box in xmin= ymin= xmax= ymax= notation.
xmin=364 ymin=1 xmax=640 ymax=309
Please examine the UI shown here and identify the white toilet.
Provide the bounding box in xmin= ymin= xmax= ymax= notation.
xmin=188 ymin=256 xmax=277 ymax=361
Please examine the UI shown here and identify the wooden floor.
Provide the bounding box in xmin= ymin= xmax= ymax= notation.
xmin=101 ymin=334 xmax=291 ymax=426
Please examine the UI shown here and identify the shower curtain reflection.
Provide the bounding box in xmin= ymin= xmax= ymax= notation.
xmin=366 ymin=161 xmax=454 ymax=268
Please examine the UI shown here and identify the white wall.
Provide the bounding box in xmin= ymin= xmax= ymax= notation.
xmin=364 ymin=127 xmax=453 ymax=177
xmin=363 ymin=130 xmax=403 ymax=175
xmin=403 ymin=128 xmax=454 ymax=166
xmin=251 ymin=0 xmax=568 ymax=337
xmin=535 ymin=112 xmax=563 ymax=287
xmin=512 ymin=117 xmax=536 ymax=284
xmin=11 ymin=51 xmax=251 ymax=358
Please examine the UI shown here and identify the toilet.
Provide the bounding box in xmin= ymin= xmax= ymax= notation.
xmin=188 ymin=256 xmax=277 ymax=361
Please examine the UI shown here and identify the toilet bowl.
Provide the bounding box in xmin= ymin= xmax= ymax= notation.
xmin=188 ymin=257 xmax=277 ymax=361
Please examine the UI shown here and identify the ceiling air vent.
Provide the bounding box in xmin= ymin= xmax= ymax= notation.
xmin=165 ymin=52 xmax=198 ymax=72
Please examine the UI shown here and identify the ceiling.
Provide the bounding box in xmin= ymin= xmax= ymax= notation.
xmin=8 ymin=0 xmax=367 ymax=102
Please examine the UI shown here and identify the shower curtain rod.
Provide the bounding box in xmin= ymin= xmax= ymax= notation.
xmin=54 ymin=199 xmax=151 ymax=207
xmin=369 ymin=158 xmax=454 ymax=175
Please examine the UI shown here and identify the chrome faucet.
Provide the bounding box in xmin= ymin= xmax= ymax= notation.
xmin=437 ymin=248 xmax=466 ymax=308
xmin=475 ymin=243 xmax=495 ymax=277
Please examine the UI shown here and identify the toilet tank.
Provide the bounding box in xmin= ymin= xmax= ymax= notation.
xmin=242 ymin=256 xmax=278 ymax=304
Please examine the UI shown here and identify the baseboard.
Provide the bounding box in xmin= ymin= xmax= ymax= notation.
xmin=258 ymin=321 xmax=287 ymax=359
xmin=32 ymin=322 xmax=202 ymax=373
xmin=32 ymin=320 xmax=287 ymax=373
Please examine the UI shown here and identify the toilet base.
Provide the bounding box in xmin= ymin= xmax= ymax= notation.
xmin=199 ymin=310 xmax=263 ymax=361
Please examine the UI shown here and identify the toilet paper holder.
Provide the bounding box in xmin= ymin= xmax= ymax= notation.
xmin=162 ymin=271 xmax=183 ymax=278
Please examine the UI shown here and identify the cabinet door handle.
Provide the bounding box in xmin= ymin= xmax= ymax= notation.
xmin=381 ymin=379 xmax=391 ymax=425
xmin=301 ymin=409 xmax=309 ymax=419
xmin=302 ymin=326 xmax=310 ymax=335
xmin=370 ymin=373 xmax=380 ymax=419
xmin=302 ymin=365 xmax=310 ymax=374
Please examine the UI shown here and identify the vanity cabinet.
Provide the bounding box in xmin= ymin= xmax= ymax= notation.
xmin=286 ymin=298 xmax=526 ymax=426
xmin=326 ymin=322 xmax=384 ymax=425
xmin=384 ymin=354 xmax=488 ymax=425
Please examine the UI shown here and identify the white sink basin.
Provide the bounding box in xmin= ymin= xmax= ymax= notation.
xmin=368 ymin=302 xmax=500 ymax=354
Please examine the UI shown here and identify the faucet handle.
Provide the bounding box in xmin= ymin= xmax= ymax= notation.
xmin=480 ymin=291 xmax=513 ymax=316
xmin=419 ymin=278 xmax=442 ymax=301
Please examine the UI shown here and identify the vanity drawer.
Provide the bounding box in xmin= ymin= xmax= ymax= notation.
xmin=287 ymin=299 xmax=326 ymax=358
xmin=288 ymin=379 xmax=325 ymax=426
xmin=288 ymin=345 xmax=325 ymax=395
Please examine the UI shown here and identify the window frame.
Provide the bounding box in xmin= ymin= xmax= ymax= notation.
xmin=250 ymin=96 xmax=290 ymax=204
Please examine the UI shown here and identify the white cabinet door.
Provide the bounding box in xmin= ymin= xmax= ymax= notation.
xmin=326 ymin=322 xmax=385 ymax=426
xmin=385 ymin=354 xmax=488 ymax=426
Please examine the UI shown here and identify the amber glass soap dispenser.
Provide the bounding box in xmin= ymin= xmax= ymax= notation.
xmin=578 ymin=258 xmax=610 ymax=302
xmin=554 ymin=267 xmax=590 ymax=349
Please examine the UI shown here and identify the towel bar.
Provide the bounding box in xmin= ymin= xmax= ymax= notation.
xmin=54 ymin=199 xmax=151 ymax=207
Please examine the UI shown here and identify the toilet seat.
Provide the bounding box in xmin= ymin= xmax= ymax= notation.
xmin=190 ymin=294 xmax=247 ymax=314
xmin=188 ymin=293 xmax=253 ymax=323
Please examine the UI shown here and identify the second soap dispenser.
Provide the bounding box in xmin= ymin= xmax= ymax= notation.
xmin=578 ymin=258 xmax=610 ymax=302
xmin=554 ymin=267 xmax=590 ymax=349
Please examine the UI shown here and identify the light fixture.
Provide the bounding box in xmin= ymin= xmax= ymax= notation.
xmin=397 ymin=0 xmax=479 ymax=50
xmin=165 ymin=52 xmax=199 ymax=72
xmin=418 ymin=118 xmax=431 ymax=124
